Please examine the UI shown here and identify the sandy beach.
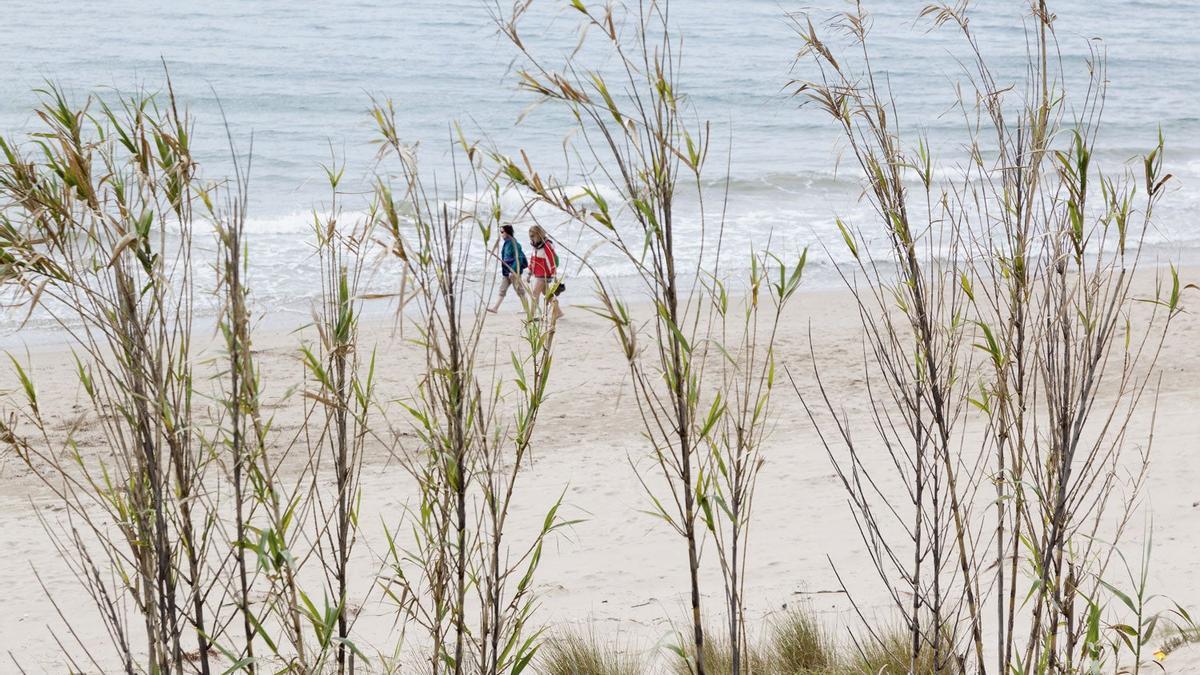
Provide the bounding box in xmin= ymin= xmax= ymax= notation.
xmin=1 ymin=268 xmax=1197 ymax=673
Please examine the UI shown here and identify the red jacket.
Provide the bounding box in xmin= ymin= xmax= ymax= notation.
xmin=528 ymin=241 xmax=557 ymax=278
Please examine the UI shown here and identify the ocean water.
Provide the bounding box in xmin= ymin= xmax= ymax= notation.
xmin=1 ymin=0 xmax=1198 ymax=327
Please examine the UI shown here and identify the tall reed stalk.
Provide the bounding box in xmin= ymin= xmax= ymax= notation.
xmin=494 ymin=1 xmax=713 ymax=668
xmin=209 ymin=127 xmax=262 ymax=672
xmin=371 ymin=101 xmax=563 ymax=675
xmin=302 ymin=161 xmax=375 ymax=673
xmin=204 ymin=129 xmax=319 ymax=672
xmin=494 ymin=2 xmax=807 ymax=672
xmin=701 ymin=251 xmax=805 ymax=673
xmin=0 ymin=83 xmax=220 ymax=673
xmin=791 ymin=1 xmax=1188 ymax=671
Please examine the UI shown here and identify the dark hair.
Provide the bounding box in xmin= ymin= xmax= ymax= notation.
xmin=501 ymin=224 xmax=514 ymax=237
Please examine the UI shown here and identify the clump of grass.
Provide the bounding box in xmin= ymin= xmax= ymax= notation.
xmin=848 ymin=631 xmax=928 ymax=675
xmin=671 ymin=625 xmax=771 ymax=675
xmin=1158 ymin=627 xmax=1200 ymax=659
xmin=767 ymin=608 xmax=837 ymax=673
xmin=540 ymin=632 xmax=643 ymax=675
xmin=547 ymin=611 xmax=944 ymax=675
xmin=846 ymin=626 xmax=958 ymax=675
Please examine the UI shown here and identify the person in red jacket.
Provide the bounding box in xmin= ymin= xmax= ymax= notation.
xmin=524 ymin=224 xmax=564 ymax=321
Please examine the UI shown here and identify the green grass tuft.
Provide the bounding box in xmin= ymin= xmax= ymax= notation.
xmin=669 ymin=627 xmax=770 ymax=675
xmin=846 ymin=626 xmax=958 ymax=675
xmin=539 ymin=631 xmax=642 ymax=675
xmin=768 ymin=607 xmax=838 ymax=673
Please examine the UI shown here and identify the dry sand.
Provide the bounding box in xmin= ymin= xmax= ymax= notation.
xmin=1 ymin=275 xmax=1198 ymax=672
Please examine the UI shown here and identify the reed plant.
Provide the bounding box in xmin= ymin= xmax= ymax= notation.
xmin=201 ymin=118 xmax=384 ymax=675
xmin=791 ymin=0 xmax=1191 ymax=672
xmin=0 ymin=82 xmax=388 ymax=673
xmin=699 ymin=252 xmax=805 ymax=672
xmin=370 ymin=100 xmax=563 ymax=675
xmin=493 ymin=2 xmax=806 ymax=673
xmin=0 ymin=78 xmax=568 ymax=675
xmin=209 ymin=141 xmax=380 ymax=674
xmin=300 ymin=157 xmax=377 ymax=673
xmin=539 ymin=631 xmax=643 ymax=675
xmin=206 ymin=126 xmax=271 ymax=671
xmin=0 ymin=83 xmax=221 ymax=673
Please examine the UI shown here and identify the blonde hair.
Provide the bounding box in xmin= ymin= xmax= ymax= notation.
xmin=528 ymin=224 xmax=548 ymax=244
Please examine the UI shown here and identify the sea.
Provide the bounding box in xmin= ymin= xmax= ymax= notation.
xmin=1 ymin=0 xmax=1197 ymax=333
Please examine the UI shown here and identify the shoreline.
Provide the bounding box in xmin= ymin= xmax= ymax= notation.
xmin=3 ymin=238 xmax=1195 ymax=352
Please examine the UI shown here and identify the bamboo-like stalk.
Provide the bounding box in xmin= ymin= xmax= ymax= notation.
xmin=491 ymin=3 xmax=810 ymax=672
xmin=491 ymin=1 xmax=716 ymax=669
xmin=306 ymin=161 xmax=374 ymax=674
xmin=371 ymin=101 xmax=562 ymax=675
xmin=790 ymin=1 xmax=1187 ymax=672
xmin=210 ymin=116 xmax=259 ymax=674
xmin=0 ymin=81 xmax=219 ymax=673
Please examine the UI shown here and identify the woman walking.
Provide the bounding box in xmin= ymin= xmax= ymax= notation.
xmin=525 ymin=225 xmax=564 ymax=321
xmin=487 ymin=224 xmax=526 ymax=313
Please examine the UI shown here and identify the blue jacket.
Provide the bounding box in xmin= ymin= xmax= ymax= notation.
xmin=501 ymin=238 xmax=527 ymax=277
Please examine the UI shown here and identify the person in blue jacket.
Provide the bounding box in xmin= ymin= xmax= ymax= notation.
xmin=487 ymin=224 xmax=527 ymax=313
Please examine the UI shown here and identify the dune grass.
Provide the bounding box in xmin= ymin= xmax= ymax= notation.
xmin=539 ymin=632 xmax=644 ymax=675
xmin=1158 ymin=627 xmax=1200 ymax=660
xmin=669 ymin=629 xmax=769 ymax=675
xmin=767 ymin=608 xmax=838 ymax=674
xmin=844 ymin=628 xmax=953 ymax=675
xmin=663 ymin=609 xmax=842 ymax=675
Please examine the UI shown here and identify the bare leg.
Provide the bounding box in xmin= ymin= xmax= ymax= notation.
xmin=513 ymin=274 xmax=528 ymax=313
xmin=531 ymin=277 xmax=547 ymax=316
xmin=489 ymin=274 xmax=513 ymax=313
xmin=532 ymin=277 xmax=564 ymax=323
